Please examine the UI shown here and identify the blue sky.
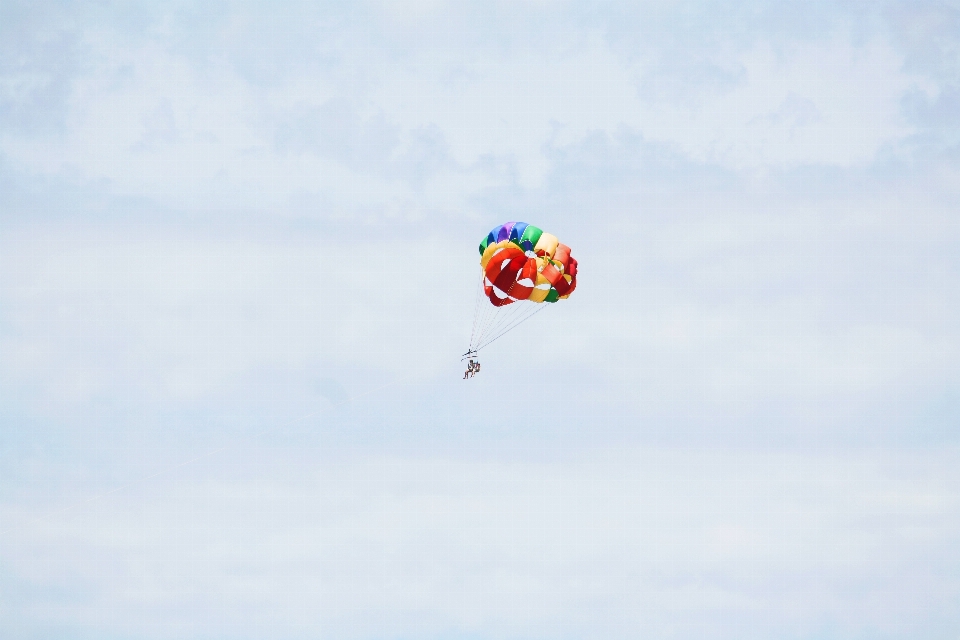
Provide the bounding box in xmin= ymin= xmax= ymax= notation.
xmin=1 ymin=1 xmax=959 ymax=638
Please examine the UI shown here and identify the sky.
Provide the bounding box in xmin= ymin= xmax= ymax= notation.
xmin=1 ymin=1 xmax=959 ymax=638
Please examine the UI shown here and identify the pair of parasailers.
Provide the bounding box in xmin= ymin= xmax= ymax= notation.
xmin=463 ymin=359 xmax=481 ymax=379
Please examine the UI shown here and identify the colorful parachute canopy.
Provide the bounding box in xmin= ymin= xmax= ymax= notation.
xmin=478 ymin=222 xmax=577 ymax=307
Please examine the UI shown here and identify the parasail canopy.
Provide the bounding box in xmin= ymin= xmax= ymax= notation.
xmin=467 ymin=222 xmax=577 ymax=355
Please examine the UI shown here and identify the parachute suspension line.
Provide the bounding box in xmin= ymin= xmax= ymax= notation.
xmin=473 ymin=282 xmax=504 ymax=348
xmin=486 ymin=291 xmax=544 ymax=339
xmin=477 ymin=297 xmax=527 ymax=345
xmin=468 ymin=270 xmax=486 ymax=350
xmin=496 ymin=296 xmax=537 ymax=331
xmin=485 ymin=299 xmax=548 ymax=346
xmin=474 ymin=292 xmax=522 ymax=349
xmin=472 ymin=285 xmax=554 ymax=353
xmin=475 ymin=303 xmax=550 ymax=351
xmin=470 ymin=273 xmax=502 ymax=352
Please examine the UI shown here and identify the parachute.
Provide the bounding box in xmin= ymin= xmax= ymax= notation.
xmin=466 ymin=222 xmax=577 ymax=356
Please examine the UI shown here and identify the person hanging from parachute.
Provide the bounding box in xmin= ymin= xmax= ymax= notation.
xmin=463 ymin=359 xmax=480 ymax=379
xmin=463 ymin=221 xmax=577 ymax=377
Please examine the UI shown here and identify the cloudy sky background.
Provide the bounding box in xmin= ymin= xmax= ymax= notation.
xmin=2 ymin=1 xmax=959 ymax=638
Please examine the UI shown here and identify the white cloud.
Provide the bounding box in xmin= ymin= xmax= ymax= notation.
xmin=639 ymin=34 xmax=928 ymax=167
xmin=2 ymin=5 xmax=934 ymax=219
xmin=0 ymin=230 xmax=475 ymax=408
xmin=2 ymin=446 xmax=957 ymax=639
